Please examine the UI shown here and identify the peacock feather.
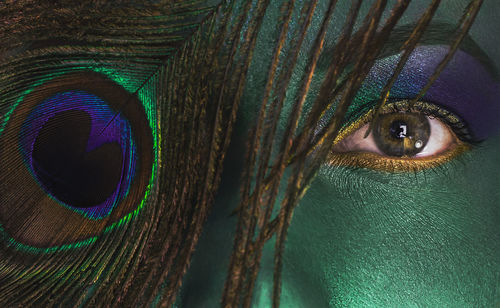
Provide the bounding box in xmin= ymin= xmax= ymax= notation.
xmin=0 ymin=0 xmax=254 ymax=306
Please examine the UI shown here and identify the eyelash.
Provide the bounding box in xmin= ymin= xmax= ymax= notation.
xmin=326 ymin=100 xmax=475 ymax=172
xmin=387 ymin=100 xmax=473 ymax=143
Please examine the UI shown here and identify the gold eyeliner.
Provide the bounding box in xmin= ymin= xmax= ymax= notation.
xmin=327 ymin=143 xmax=470 ymax=172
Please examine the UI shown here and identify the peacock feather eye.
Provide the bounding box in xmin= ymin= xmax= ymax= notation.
xmin=21 ymin=91 xmax=137 ymax=216
xmin=0 ymin=72 xmax=153 ymax=248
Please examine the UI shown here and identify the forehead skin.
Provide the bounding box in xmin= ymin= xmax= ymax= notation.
xmin=179 ymin=1 xmax=500 ymax=307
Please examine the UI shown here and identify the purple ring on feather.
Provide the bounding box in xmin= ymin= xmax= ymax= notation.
xmin=19 ymin=90 xmax=137 ymax=219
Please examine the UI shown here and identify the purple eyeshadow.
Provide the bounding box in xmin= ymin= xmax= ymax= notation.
xmin=359 ymin=45 xmax=500 ymax=141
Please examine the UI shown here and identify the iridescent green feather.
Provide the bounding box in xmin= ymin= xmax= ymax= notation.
xmin=0 ymin=1 xmax=252 ymax=306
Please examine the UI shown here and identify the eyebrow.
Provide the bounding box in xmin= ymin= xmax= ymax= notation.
xmin=318 ymin=22 xmax=499 ymax=81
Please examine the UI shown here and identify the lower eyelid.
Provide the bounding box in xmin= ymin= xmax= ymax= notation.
xmin=327 ymin=143 xmax=470 ymax=172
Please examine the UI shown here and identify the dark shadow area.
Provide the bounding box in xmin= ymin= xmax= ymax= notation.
xmin=32 ymin=109 xmax=123 ymax=208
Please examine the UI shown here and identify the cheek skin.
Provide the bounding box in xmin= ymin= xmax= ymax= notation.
xmin=279 ymin=136 xmax=500 ymax=306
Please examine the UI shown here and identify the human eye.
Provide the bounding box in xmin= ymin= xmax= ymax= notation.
xmin=329 ymin=100 xmax=471 ymax=172
xmin=326 ymin=44 xmax=500 ymax=173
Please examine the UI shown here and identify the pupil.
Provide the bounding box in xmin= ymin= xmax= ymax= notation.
xmin=389 ymin=120 xmax=408 ymax=139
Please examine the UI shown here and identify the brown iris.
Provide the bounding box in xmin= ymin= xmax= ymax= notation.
xmin=373 ymin=112 xmax=430 ymax=157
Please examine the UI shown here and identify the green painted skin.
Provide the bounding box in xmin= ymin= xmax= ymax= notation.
xmin=179 ymin=1 xmax=500 ymax=307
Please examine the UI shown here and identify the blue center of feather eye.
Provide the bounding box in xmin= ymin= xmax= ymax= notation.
xmin=19 ymin=91 xmax=137 ymax=219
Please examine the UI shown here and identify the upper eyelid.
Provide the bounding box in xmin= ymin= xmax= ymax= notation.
xmin=335 ymin=41 xmax=500 ymax=142
xmin=311 ymin=28 xmax=499 ymax=139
